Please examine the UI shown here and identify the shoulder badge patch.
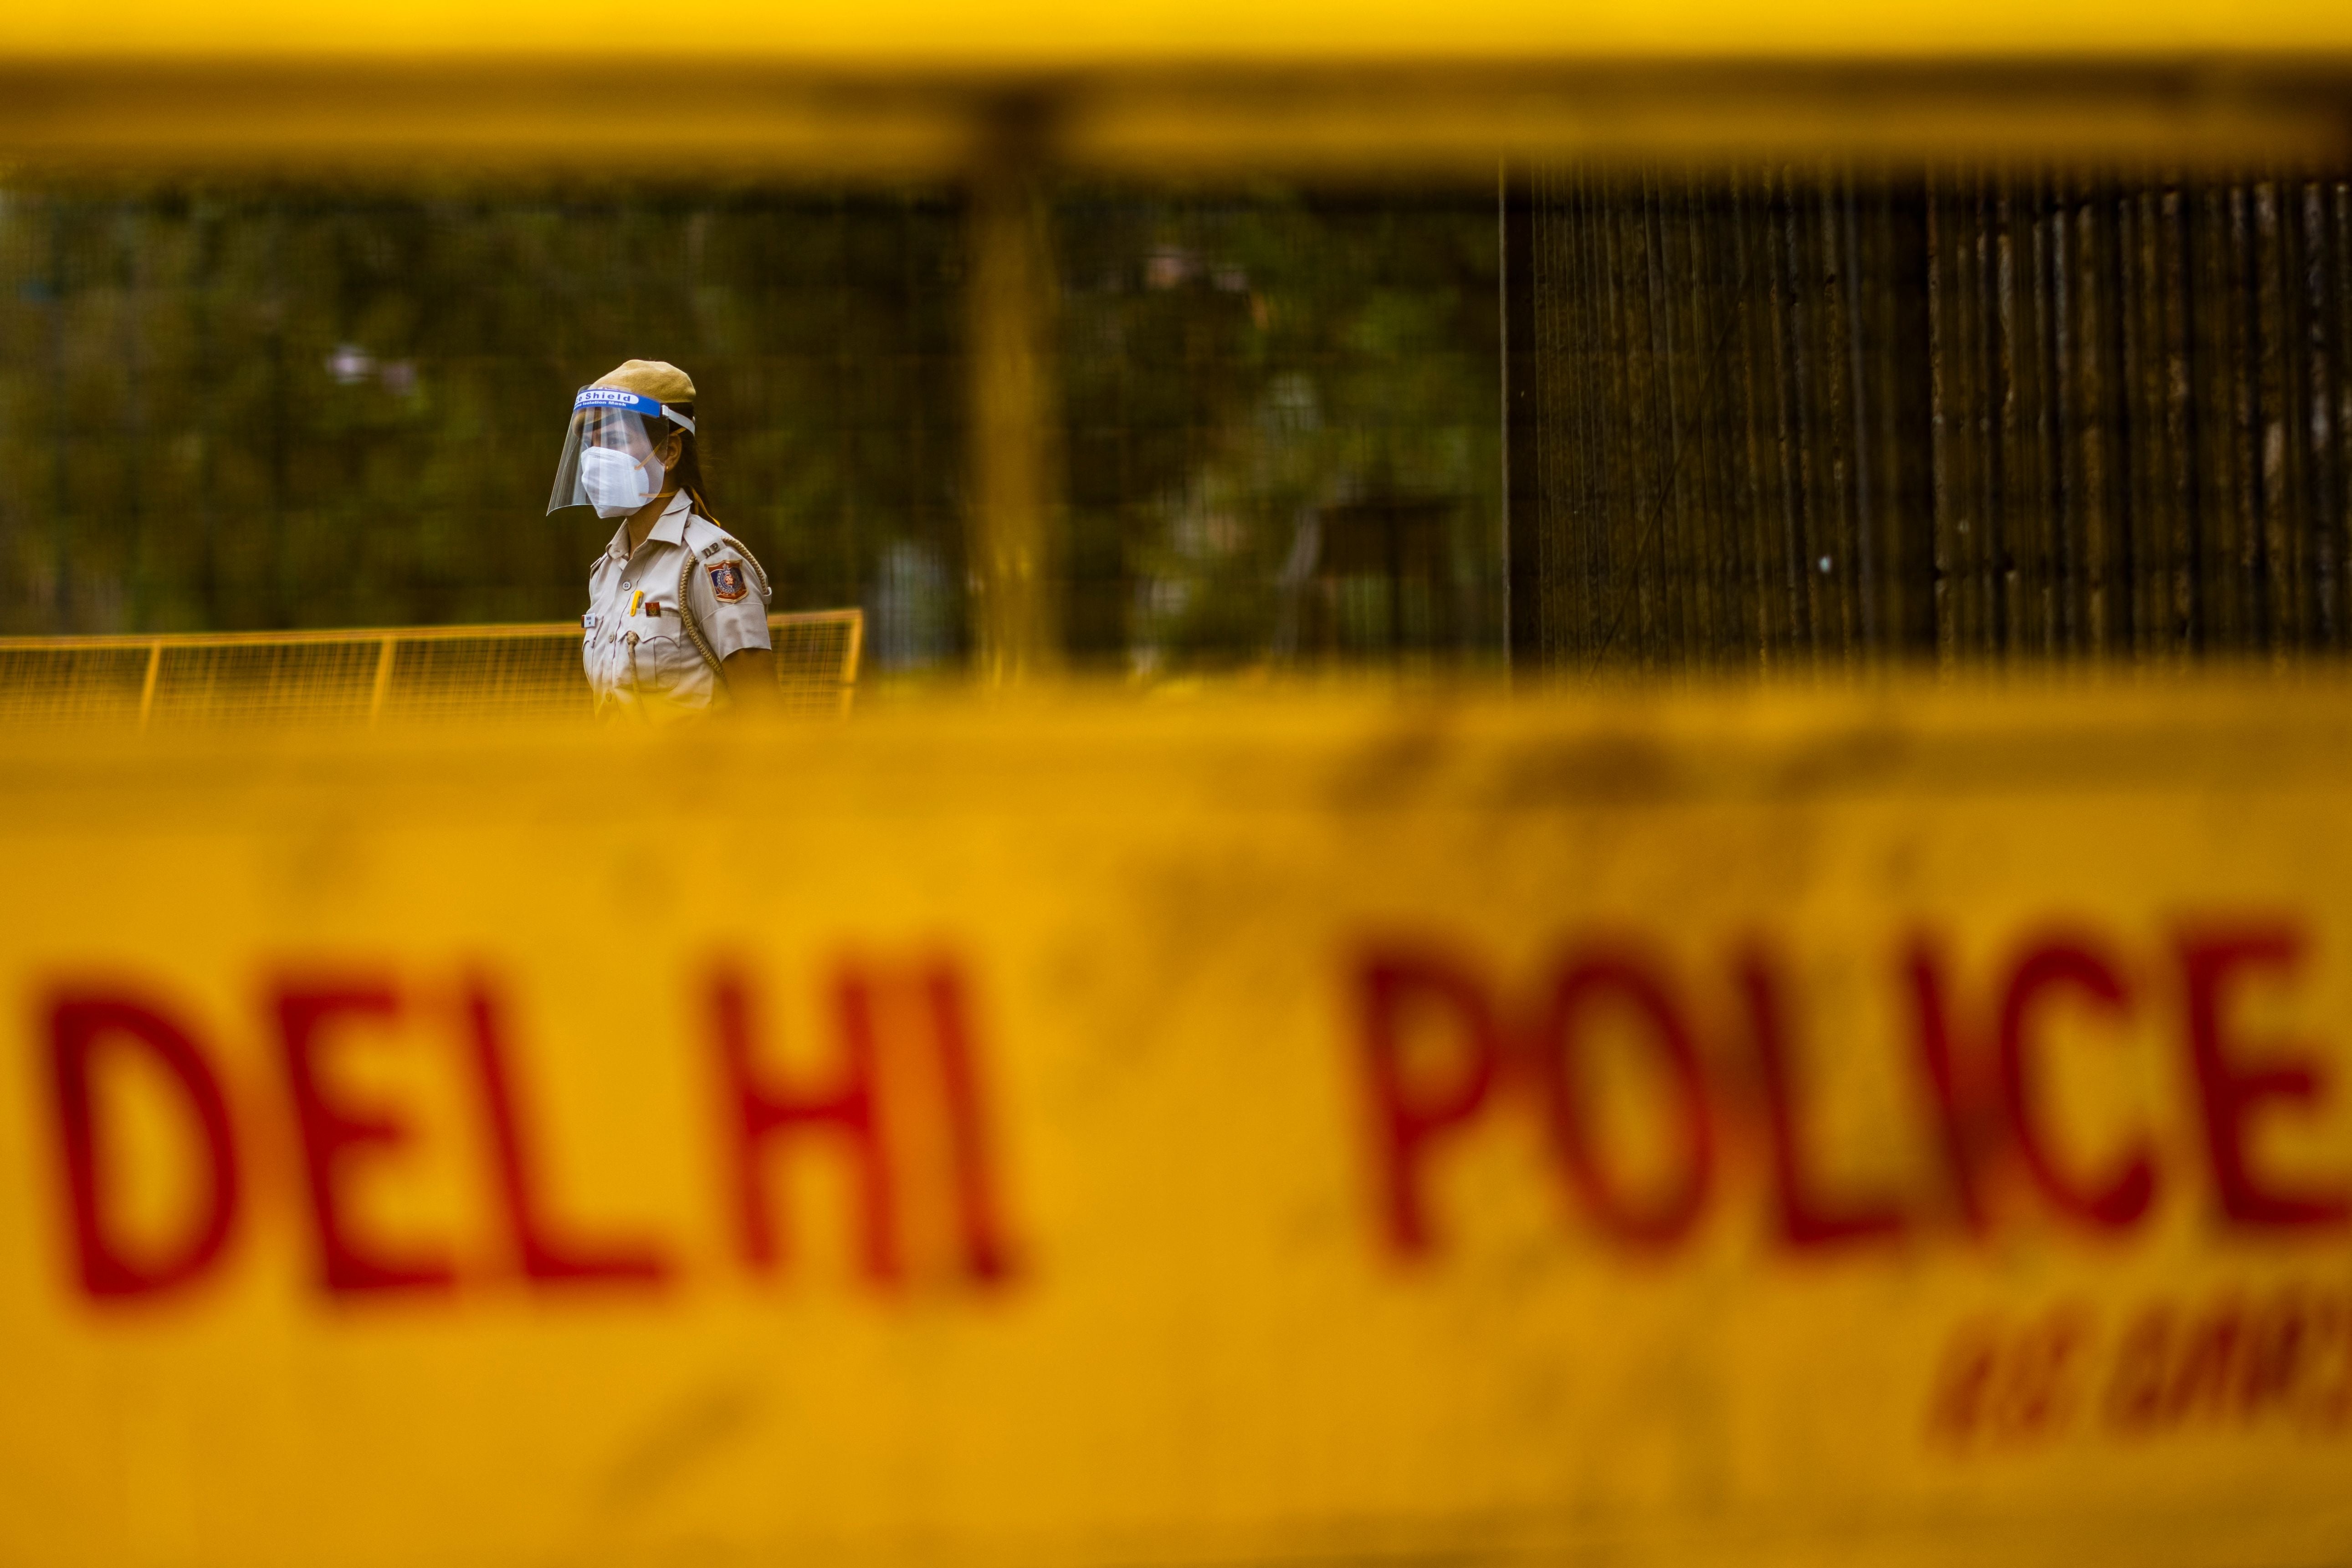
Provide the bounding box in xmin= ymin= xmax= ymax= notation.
xmin=708 ymin=560 xmax=749 ymax=602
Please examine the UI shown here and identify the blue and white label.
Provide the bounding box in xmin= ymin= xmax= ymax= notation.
xmin=573 ymin=387 xmax=664 ymax=415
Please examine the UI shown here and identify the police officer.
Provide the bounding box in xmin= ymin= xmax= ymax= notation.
xmin=548 ymin=360 xmax=776 ymax=717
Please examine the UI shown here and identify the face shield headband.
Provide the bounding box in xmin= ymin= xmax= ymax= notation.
xmin=547 ymin=386 xmax=700 ymax=518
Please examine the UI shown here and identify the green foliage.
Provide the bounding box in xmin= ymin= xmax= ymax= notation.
xmin=1058 ymin=187 xmax=1502 ymax=672
xmin=0 ymin=184 xmax=967 ymax=637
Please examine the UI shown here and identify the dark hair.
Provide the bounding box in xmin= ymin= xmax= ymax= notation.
xmin=656 ymin=404 xmax=718 ymax=524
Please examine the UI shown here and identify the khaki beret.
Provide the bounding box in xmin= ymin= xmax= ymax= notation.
xmin=593 ymin=359 xmax=696 ymax=406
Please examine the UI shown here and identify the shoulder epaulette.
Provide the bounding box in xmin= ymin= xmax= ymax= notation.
xmin=682 ymin=514 xmax=773 ymax=602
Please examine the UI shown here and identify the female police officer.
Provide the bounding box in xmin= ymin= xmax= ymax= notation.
xmin=548 ymin=359 xmax=775 ymax=717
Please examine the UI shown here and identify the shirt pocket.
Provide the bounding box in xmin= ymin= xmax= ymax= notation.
xmin=632 ymin=620 xmax=702 ymax=695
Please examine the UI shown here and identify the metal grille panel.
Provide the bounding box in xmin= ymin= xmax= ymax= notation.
xmin=0 ymin=610 xmax=861 ymax=728
xmin=1504 ymin=167 xmax=2352 ymax=671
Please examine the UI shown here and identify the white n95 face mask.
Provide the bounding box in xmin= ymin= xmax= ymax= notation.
xmin=547 ymin=385 xmax=697 ymax=517
xmin=579 ymin=446 xmax=665 ymax=519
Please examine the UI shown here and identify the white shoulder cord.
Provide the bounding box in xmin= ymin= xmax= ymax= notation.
xmin=676 ymin=552 xmax=730 ymax=697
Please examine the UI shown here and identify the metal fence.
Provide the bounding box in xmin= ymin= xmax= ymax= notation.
xmin=0 ymin=608 xmax=861 ymax=727
xmin=1504 ymin=166 xmax=2352 ymax=672
xmin=0 ymin=190 xmax=962 ymax=647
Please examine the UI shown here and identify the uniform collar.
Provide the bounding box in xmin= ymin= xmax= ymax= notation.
xmin=605 ymin=491 xmax=695 ymax=559
xmin=648 ymin=491 xmax=693 ymax=546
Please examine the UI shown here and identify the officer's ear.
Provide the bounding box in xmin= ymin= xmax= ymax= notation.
xmin=660 ymin=431 xmax=684 ymax=466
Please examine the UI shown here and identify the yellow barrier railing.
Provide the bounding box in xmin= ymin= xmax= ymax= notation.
xmin=0 ymin=609 xmax=862 ymax=727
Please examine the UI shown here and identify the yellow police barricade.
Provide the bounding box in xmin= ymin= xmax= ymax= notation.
xmin=0 ymin=611 xmax=865 ymax=728
xmin=4 ymin=681 xmax=2350 ymax=1567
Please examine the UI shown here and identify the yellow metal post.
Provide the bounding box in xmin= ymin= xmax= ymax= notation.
xmin=136 ymin=640 xmax=162 ymax=728
xmin=965 ymin=102 xmax=1063 ymax=684
xmin=838 ymin=608 xmax=865 ymax=716
xmin=368 ymin=633 xmax=398 ymax=723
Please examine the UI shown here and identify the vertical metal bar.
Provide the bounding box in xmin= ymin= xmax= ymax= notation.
xmin=1685 ymin=178 xmax=1733 ymax=671
xmin=1817 ymin=174 xmax=1855 ymax=657
xmin=1687 ymin=177 xmax=1739 ymax=669
xmin=1642 ymin=174 xmax=1687 ymax=667
xmin=1768 ymin=173 xmax=1811 ymax=657
xmin=2303 ymin=181 xmax=2342 ymax=648
xmin=368 ymin=634 xmax=396 ymax=724
xmin=46 ymin=201 xmax=72 ymax=632
xmin=839 ymin=609 xmax=865 ymax=717
xmin=964 ymin=98 xmax=1063 ymax=684
xmin=1779 ymin=179 xmax=1821 ymax=658
xmin=266 ymin=208 xmax=289 ymax=630
xmin=1727 ymin=170 xmax=1778 ymax=666
xmin=1940 ymin=172 xmax=1970 ymax=661
xmin=2116 ymin=185 xmax=2154 ymax=659
xmin=1569 ymin=168 xmax=1612 ymax=667
xmin=2112 ymin=184 xmax=2143 ymax=654
xmin=1501 ymin=163 xmax=1544 ymax=679
xmin=2332 ymin=182 xmax=2352 ymax=646
xmin=2051 ymin=173 xmax=2083 ymax=656
xmin=2263 ymin=178 xmax=2311 ymax=653
xmin=2208 ymin=177 xmax=2240 ymax=652
xmin=1927 ymin=171 xmax=1955 ymax=670
xmin=2165 ymin=183 xmax=2203 ymax=657
xmin=1840 ymin=175 xmax=1879 ymax=654
xmin=1594 ymin=173 xmax=1644 ymax=668
xmin=1575 ymin=168 xmax=1619 ymax=667
xmin=2221 ymin=182 xmax=2262 ymax=651
xmin=1881 ymin=174 xmax=1935 ymax=663
xmin=118 ymin=202 xmax=149 ymax=635
xmin=137 ymin=640 xmax=162 ymax=729
xmin=1544 ymin=167 xmax=1580 ymax=669
xmin=1967 ymin=172 xmax=1996 ymax=660
xmin=2026 ymin=173 xmax=2059 ymax=656
xmin=1993 ymin=177 xmax=2023 ymax=658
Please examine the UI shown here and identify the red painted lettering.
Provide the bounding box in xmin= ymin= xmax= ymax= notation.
xmin=1356 ymin=948 xmax=1506 ymax=1256
xmin=2180 ymin=927 xmax=2350 ymax=1230
xmin=2104 ymin=1302 xmax=2174 ymax=1432
xmin=714 ymin=965 xmax=897 ymax=1281
xmin=1907 ymin=938 xmax=1989 ymax=1234
xmin=918 ymin=962 xmax=1015 ymax=1283
xmin=1998 ymin=938 xmax=2154 ymax=1229
xmin=1524 ymin=952 xmax=1711 ymax=1249
xmin=2238 ymin=1287 xmax=2311 ymax=1417
xmin=1740 ymin=945 xmax=1906 ymax=1249
xmin=2163 ymin=1296 xmax=2250 ymax=1423
xmin=1926 ymin=1318 xmax=2001 ymax=1442
xmin=2314 ymin=1296 xmax=2352 ymax=1428
xmin=46 ymin=991 xmax=240 ymax=1300
xmin=465 ymin=981 xmax=669 ymax=1287
xmin=277 ymin=982 xmax=456 ymax=1294
xmin=1928 ymin=1304 xmax=2092 ymax=1447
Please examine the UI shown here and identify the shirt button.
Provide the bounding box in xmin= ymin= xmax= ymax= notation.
xmin=620 ymin=580 xmax=631 ymax=590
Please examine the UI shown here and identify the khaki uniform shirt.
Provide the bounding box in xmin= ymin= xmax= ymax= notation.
xmin=583 ymin=492 xmax=773 ymax=718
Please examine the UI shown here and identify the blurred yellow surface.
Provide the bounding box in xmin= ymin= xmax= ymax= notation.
xmin=1 ymin=0 xmax=2350 ymax=60
xmin=4 ymin=681 xmax=2352 ymax=1565
xmin=3 ymin=0 xmax=2343 ymax=172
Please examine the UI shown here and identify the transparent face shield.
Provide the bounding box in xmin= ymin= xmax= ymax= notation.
xmin=546 ymin=386 xmax=697 ymax=518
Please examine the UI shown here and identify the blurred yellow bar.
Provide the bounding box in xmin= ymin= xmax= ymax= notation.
xmin=2 ymin=0 xmax=2350 ymax=61
xmin=0 ymin=3 xmax=2345 ymax=170
xmin=6 ymin=678 xmax=2352 ymax=1566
